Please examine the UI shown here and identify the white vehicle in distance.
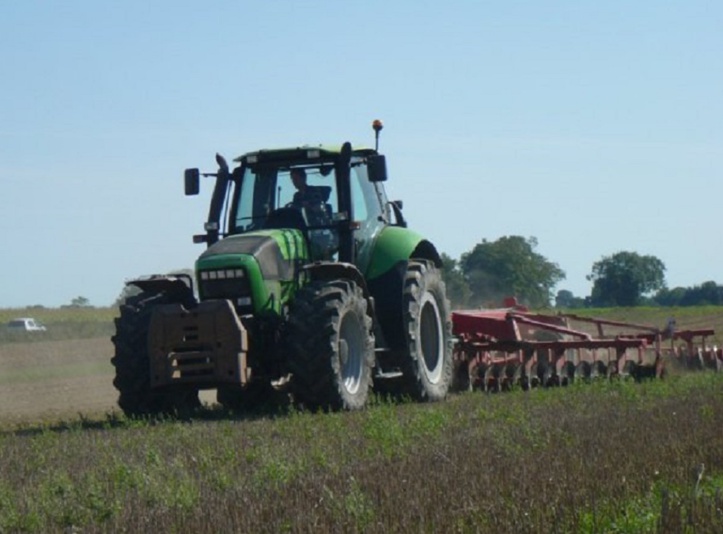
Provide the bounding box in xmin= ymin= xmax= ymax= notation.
xmin=6 ymin=317 xmax=47 ymax=332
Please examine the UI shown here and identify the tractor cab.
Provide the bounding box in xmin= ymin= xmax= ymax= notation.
xmin=232 ymin=157 xmax=344 ymax=261
xmin=185 ymin=143 xmax=398 ymax=271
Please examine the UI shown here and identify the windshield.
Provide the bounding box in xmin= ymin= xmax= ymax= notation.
xmin=226 ymin=156 xmax=390 ymax=263
xmin=231 ymin=165 xmax=339 ymax=234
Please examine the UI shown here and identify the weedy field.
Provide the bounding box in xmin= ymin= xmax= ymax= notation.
xmin=0 ymin=375 xmax=721 ymax=533
xmin=0 ymin=306 xmax=722 ymax=533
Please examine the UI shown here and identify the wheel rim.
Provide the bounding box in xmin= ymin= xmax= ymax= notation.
xmin=419 ymin=292 xmax=443 ymax=384
xmin=339 ymin=313 xmax=364 ymax=395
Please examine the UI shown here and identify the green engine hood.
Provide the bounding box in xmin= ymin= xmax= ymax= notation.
xmin=196 ymin=229 xmax=308 ymax=279
xmin=195 ymin=229 xmax=308 ymax=315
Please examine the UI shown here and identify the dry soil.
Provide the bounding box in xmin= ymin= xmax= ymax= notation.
xmin=0 ymin=338 xmax=215 ymax=425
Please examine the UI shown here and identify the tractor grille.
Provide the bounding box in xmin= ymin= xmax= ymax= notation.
xmin=199 ymin=268 xmax=253 ymax=313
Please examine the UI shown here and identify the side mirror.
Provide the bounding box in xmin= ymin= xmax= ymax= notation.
xmin=389 ymin=199 xmax=407 ymax=228
xmin=367 ymin=154 xmax=387 ymax=182
xmin=184 ymin=168 xmax=200 ymax=195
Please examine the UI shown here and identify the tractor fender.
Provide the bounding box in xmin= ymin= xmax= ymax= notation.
xmin=126 ymin=274 xmax=197 ymax=306
xmin=301 ymin=261 xmax=376 ymax=317
xmin=363 ymin=227 xmax=444 ymax=353
xmin=366 ymin=226 xmax=442 ymax=281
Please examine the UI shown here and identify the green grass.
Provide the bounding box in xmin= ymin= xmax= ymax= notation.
xmin=563 ymin=305 xmax=723 ymax=329
xmin=0 ymin=307 xmax=116 ymax=345
xmin=0 ymin=307 xmax=117 ymax=325
xmin=1 ymin=373 xmax=722 ymax=533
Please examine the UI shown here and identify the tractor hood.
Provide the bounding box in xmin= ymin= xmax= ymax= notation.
xmin=197 ymin=229 xmax=308 ymax=281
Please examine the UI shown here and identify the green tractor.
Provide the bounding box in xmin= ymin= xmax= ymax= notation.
xmin=112 ymin=122 xmax=453 ymax=414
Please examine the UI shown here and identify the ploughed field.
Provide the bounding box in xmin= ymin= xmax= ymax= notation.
xmin=0 ymin=338 xmax=118 ymax=424
xmin=0 ymin=337 xmax=220 ymax=424
xmin=0 ymin=305 xmax=722 ymax=424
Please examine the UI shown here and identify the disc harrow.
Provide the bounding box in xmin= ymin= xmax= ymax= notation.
xmin=451 ymin=300 xmax=721 ymax=392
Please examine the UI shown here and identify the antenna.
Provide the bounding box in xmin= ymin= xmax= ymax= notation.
xmin=372 ymin=119 xmax=384 ymax=151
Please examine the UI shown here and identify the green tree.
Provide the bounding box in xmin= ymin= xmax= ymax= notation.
xmin=656 ymin=281 xmax=723 ymax=306
xmin=459 ymin=236 xmax=565 ymax=308
xmin=555 ymin=289 xmax=586 ymax=309
xmin=654 ymin=286 xmax=687 ymax=306
xmin=69 ymin=296 xmax=91 ymax=308
xmin=588 ymin=251 xmax=666 ymax=307
xmin=439 ymin=253 xmax=471 ymax=309
xmin=682 ymin=281 xmax=723 ymax=306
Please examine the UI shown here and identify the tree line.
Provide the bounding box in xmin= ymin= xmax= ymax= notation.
xmin=110 ymin=238 xmax=718 ymax=310
xmin=440 ymin=236 xmax=723 ymax=309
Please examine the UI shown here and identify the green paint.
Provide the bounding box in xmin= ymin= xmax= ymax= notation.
xmin=365 ymin=226 xmax=425 ymax=280
xmin=238 ymin=229 xmax=309 ymax=262
xmin=195 ymin=229 xmax=309 ymax=315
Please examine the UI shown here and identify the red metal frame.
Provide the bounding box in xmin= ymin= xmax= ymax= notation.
xmin=451 ymin=306 xmax=721 ymax=391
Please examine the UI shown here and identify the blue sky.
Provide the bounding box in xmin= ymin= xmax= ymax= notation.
xmin=1 ymin=1 xmax=721 ymax=308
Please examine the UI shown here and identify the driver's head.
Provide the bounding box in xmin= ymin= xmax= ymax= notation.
xmin=290 ymin=168 xmax=307 ymax=190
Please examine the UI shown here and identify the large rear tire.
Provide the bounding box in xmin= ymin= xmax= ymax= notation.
xmin=111 ymin=291 xmax=200 ymax=417
xmin=399 ymin=260 xmax=453 ymax=401
xmin=286 ymin=280 xmax=375 ymax=411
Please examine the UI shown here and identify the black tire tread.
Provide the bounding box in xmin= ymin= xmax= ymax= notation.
xmin=111 ymin=291 xmax=200 ymax=416
xmin=398 ymin=260 xmax=454 ymax=401
xmin=286 ymin=280 xmax=374 ymax=411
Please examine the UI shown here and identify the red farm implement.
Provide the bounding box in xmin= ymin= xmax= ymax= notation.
xmin=451 ymin=300 xmax=722 ymax=392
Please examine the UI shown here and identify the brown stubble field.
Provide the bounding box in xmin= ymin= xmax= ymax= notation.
xmin=0 ymin=337 xmax=220 ymax=425
xmin=0 ymin=338 xmax=119 ymax=424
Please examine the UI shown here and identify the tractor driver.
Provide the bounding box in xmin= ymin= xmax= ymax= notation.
xmin=288 ymin=168 xmax=336 ymax=258
xmin=290 ymin=168 xmax=325 ymax=209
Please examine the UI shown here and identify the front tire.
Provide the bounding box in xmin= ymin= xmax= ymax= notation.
xmin=112 ymin=291 xmax=200 ymax=417
xmin=399 ymin=260 xmax=453 ymax=401
xmin=286 ymin=280 xmax=375 ymax=411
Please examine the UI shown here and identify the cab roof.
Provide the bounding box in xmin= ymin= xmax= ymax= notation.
xmin=233 ymin=144 xmax=376 ymax=163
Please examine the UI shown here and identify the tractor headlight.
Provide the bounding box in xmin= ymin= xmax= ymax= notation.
xmin=200 ymin=269 xmax=246 ymax=281
xmin=199 ymin=268 xmax=251 ymax=310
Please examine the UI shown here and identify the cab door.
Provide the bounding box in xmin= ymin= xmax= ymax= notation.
xmin=349 ymin=163 xmax=387 ymax=275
